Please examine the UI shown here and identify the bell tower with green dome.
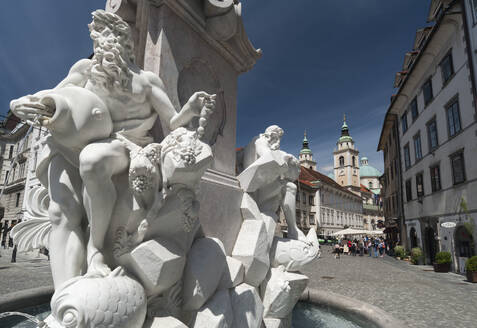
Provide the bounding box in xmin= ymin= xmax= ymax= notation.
xmin=299 ymin=130 xmax=317 ymax=170
xmin=333 ymin=115 xmax=360 ymax=195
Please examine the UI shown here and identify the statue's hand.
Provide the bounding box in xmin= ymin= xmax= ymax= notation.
xmin=186 ymin=91 xmax=216 ymax=117
xmin=10 ymin=94 xmax=55 ymax=125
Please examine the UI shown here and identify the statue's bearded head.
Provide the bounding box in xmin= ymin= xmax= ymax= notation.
xmin=88 ymin=10 xmax=135 ymax=92
xmin=262 ymin=125 xmax=284 ymax=150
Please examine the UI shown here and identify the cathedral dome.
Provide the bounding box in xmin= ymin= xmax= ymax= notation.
xmin=360 ymin=157 xmax=381 ymax=177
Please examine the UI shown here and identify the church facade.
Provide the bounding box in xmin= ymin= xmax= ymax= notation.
xmin=287 ymin=132 xmax=364 ymax=237
xmin=328 ymin=118 xmax=384 ymax=231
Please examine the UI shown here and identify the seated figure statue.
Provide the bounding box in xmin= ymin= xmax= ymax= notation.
xmin=11 ymin=10 xmax=215 ymax=284
xmin=238 ymin=125 xmax=319 ymax=271
xmin=10 ymin=10 xmax=217 ymax=328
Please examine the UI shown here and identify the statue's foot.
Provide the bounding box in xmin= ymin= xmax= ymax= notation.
xmin=87 ymin=251 xmax=111 ymax=277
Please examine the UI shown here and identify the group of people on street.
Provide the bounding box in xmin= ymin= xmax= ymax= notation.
xmin=333 ymin=237 xmax=387 ymax=259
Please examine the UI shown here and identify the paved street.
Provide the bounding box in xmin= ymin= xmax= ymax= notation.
xmin=303 ymin=245 xmax=477 ymax=328
xmin=0 ymin=248 xmax=52 ymax=295
xmin=1 ymin=246 xmax=477 ymax=328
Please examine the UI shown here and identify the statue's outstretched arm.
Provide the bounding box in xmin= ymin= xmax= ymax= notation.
xmin=10 ymin=59 xmax=91 ymax=122
xmin=146 ymin=72 xmax=215 ymax=131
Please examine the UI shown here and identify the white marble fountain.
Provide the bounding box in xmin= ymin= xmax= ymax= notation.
xmin=7 ymin=1 xmax=320 ymax=327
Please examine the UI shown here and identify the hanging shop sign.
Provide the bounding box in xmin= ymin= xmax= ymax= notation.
xmin=441 ymin=222 xmax=456 ymax=228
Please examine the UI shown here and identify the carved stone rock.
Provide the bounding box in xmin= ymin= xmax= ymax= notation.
xmin=192 ymin=289 xmax=234 ymax=328
xmin=182 ymin=237 xmax=227 ymax=311
xmin=260 ymin=268 xmax=308 ymax=319
xmin=240 ymin=192 xmax=262 ymax=220
xmin=260 ymin=212 xmax=278 ymax=248
xmin=130 ymin=238 xmax=186 ymax=295
xmin=237 ymin=151 xmax=285 ymax=193
xmin=218 ymin=256 xmax=245 ymax=290
xmin=232 ymin=220 xmax=270 ymax=287
xmin=230 ymin=283 xmax=264 ymax=328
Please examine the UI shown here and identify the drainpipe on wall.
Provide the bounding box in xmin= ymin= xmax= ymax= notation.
xmin=392 ymin=114 xmax=408 ymax=249
xmin=461 ymin=0 xmax=477 ymax=119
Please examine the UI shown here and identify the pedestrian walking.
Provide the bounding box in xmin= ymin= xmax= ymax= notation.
xmin=373 ymin=239 xmax=379 ymax=258
xmin=351 ymin=241 xmax=357 ymax=256
xmin=379 ymin=240 xmax=385 ymax=257
xmin=11 ymin=244 xmax=17 ymax=263
xmin=334 ymin=243 xmax=341 ymax=259
xmin=359 ymin=239 xmax=364 ymax=256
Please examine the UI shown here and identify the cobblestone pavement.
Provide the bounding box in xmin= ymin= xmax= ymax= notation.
xmin=303 ymin=245 xmax=477 ymax=328
xmin=0 ymin=248 xmax=52 ymax=295
xmin=1 ymin=246 xmax=476 ymax=327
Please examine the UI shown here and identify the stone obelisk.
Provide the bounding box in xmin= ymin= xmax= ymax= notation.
xmin=105 ymin=0 xmax=261 ymax=253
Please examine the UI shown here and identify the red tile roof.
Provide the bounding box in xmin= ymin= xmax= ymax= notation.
xmin=299 ymin=166 xmax=361 ymax=199
xmin=360 ymin=184 xmax=372 ymax=193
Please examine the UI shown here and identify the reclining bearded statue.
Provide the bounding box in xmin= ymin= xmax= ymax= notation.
xmin=10 ymin=9 xmax=216 ymax=328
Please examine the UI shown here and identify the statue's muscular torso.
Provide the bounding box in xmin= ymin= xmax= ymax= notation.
xmin=65 ymin=59 xmax=163 ymax=137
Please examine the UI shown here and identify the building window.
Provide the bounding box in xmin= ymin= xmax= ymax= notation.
xmin=309 ymin=195 xmax=314 ymax=205
xmin=423 ymin=77 xmax=433 ymax=105
xmin=352 ymin=156 xmax=356 ymax=167
xmin=446 ymin=99 xmax=462 ymax=137
xmin=19 ymin=163 xmax=25 ymax=177
xmin=450 ymin=151 xmax=466 ymax=184
xmin=302 ymin=192 xmax=306 ymax=204
xmin=15 ymin=193 xmax=20 ymax=207
xmin=413 ymin=132 xmax=422 ymax=161
xmin=404 ymin=144 xmax=411 ymax=169
xmin=406 ymin=178 xmax=413 ymax=201
xmin=401 ymin=112 xmax=408 ymax=134
xmin=426 ymin=118 xmax=438 ymax=151
xmin=4 ymin=170 xmax=9 ymax=183
xmin=430 ymin=165 xmax=441 ymax=192
xmin=309 ymin=214 xmax=315 ymax=225
xmin=410 ymin=97 xmax=418 ymax=122
xmin=8 ymin=146 xmax=13 ymax=159
xmin=296 ymin=192 xmax=300 ymax=202
xmin=368 ymin=181 xmax=373 ymax=189
xmin=440 ymin=51 xmax=454 ymax=84
xmin=339 ymin=156 xmax=344 ymax=167
xmin=416 ymin=173 xmax=424 ymax=199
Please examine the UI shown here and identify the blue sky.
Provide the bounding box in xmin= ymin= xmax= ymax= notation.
xmin=0 ymin=1 xmax=430 ymax=174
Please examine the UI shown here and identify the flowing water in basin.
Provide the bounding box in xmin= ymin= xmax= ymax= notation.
xmin=1 ymin=302 xmax=374 ymax=328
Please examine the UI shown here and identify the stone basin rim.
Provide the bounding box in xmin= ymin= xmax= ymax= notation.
xmin=0 ymin=286 xmax=54 ymax=313
xmin=0 ymin=285 xmax=406 ymax=328
xmin=299 ymin=288 xmax=407 ymax=328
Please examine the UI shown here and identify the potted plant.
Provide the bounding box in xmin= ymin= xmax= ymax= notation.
xmin=411 ymin=247 xmax=423 ymax=265
xmin=434 ymin=251 xmax=451 ymax=272
xmin=466 ymin=256 xmax=477 ymax=283
xmin=394 ymin=245 xmax=405 ymax=260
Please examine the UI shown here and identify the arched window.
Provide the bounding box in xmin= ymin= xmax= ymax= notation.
xmin=352 ymin=156 xmax=356 ymax=167
xmin=339 ymin=156 xmax=344 ymax=167
xmin=369 ymin=181 xmax=373 ymax=189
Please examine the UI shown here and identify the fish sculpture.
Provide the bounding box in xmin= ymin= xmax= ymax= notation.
xmin=47 ymin=267 xmax=147 ymax=328
xmin=270 ymin=227 xmax=320 ymax=272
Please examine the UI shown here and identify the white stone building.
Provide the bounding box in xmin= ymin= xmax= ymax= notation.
xmin=288 ymin=134 xmax=363 ymax=237
xmin=379 ymin=0 xmax=477 ymax=270
xmin=0 ymin=114 xmax=30 ymax=246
